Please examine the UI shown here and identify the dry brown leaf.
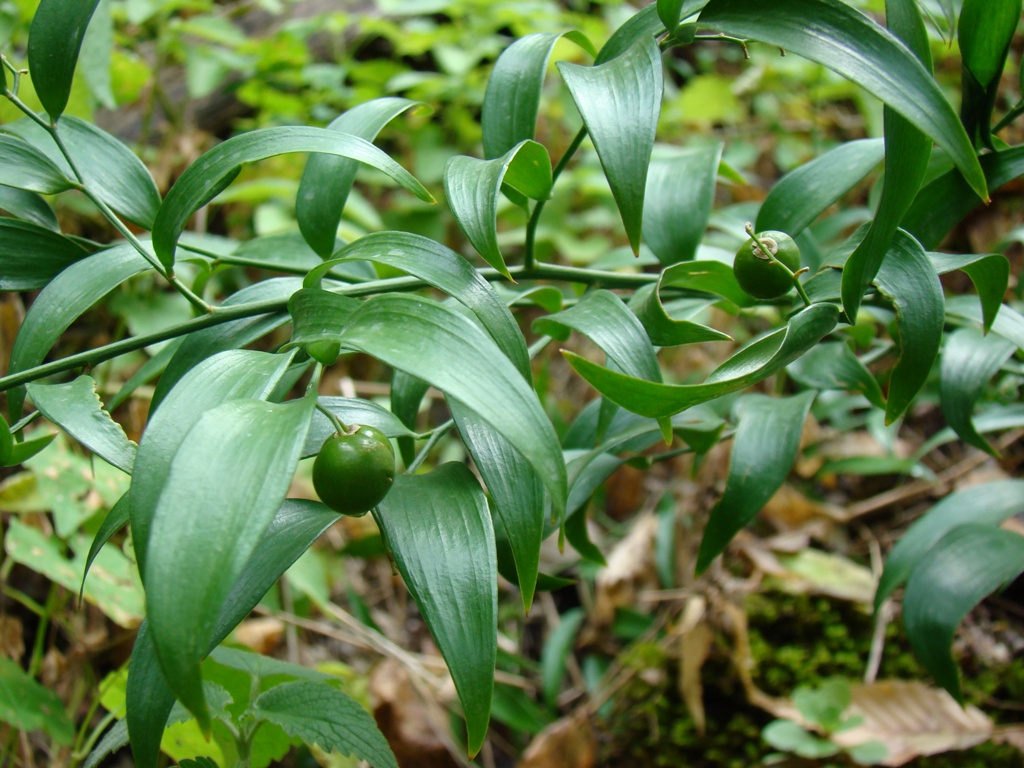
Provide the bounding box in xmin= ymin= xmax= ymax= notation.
xmin=759 ymin=483 xmax=842 ymax=533
xmin=0 ymin=615 xmax=24 ymax=662
xmin=833 ymin=681 xmax=993 ymax=766
xmin=232 ymin=617 xmax=285 ymax=655
xmin=517 ymin=710 xmax=596 ymax=768
xmin=593 ymin=512 xmax=659 ymax=625
xmin=677 ymin=596 xmax=712 ymax=734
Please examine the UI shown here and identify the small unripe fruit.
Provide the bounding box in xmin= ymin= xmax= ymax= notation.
xmin=312 ymin=425 xmax=395 ymax=516
xmin=733 ymin=230 xmax=801 ymax=300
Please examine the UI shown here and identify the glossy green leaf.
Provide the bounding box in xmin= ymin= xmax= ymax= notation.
xmin=558 ymin=35 xmax=663 ymax=254
xmin=939 ymin=327 xmax=1016 ymax=456
xmin=78 ymin=0 xmax=113 ymax=109
xmin=541 ymin=607 xmax=585 ymax=709
xmin=339 ymin=294 xmax=567 ymax=520
xmin=875 ymin=480 xmax=1024 ymax=609
xmin=654 ymin=259 xmax=753 ymax=309
xmin=903 ymin=146 xmax=1024 ymax=249
xmin=451 ymin=401 xmax=545 ymax=611
xmin=6 ymin=117 xmax=161 ymax=228
xmin=253 ymin=681 xmax=396 ymax=768
xmin=286 ymin=287 xmax=361 ymax=362
xmin=903 ymin=524 xmax=1024 ymax=700
xmin=0 ymin=414 xmax=10 ymax=466
xmin=145 ymin=394 xmax=315 ymax=729
xmin=841 ymin=0 xmax=932 ymax=321
xmin=26 ymin=375 xmax=136 ymax=474
xmin=929 ymin=252 xmax=1008 ymax=333
xmin=643 ymin=144 xmax=722 ymax=264
xmin=0 ymin=658 xmax=75 ymax=745
xmin=565 ymin=302 xmax=839 ymax=419
xmin=873 ymin=230 xmax=943 ymax=423
xmin=482 ymin=32 xmax=595 ymax=160
xmin=153 ymin=127 xmax=434 ymax=270
xmin=958 ymin=0 xmax=1020 ymax=148
xmin=0 ymin=134 xmax=74 ymax=194
xmin=374 ymin=465 xmax=496 ymax=756
xmin=127 ymin=499 xmax=340 ymax=768
xmin=312 ymin=231 xmax=530 ymax=377
xmin=535 ymin=290 xmax=662 ymax=382
xmin=0 ymin=217 xmax=89 ymax=290
xmin=298 ymin=97 xmax=422 ymax=259
xmin=946 ymin=296 xmax=1024 ymax=352
xmin=756 ymin=139 xmax=884 ymax=237
xmin=131 ymin=349 xmax=295 ymax=572
xmin=696 ymin=392 xmax=815 ymax=573
xmin=0 ymin=184 xmax=60 ymax=230
xmin=445 ymin=140 xmax=552 ymax=279
xmin=6 ymin=433 xmax=57 ymax=466
xmin=152 ymin=277 xmax=301 ymax=406
xmin=595 ymin=3 xmax=667 ymax=65
xmin=303 ymin=396 xmax=414 ymax=458
xmin=697 ymin=0 xmax=987 ymax=201
xmin=26 ymin=0 xmax=102 ymax=120
xmin=391 ymin=369 xmax=429 ymax=467
xmin=630 ymin=273 xmax=732 ymax=347
xmin=786 ymin=342 xmax=884 ymax=409
xmin=6 ymin=242 xmax=152 ymax=420
xmin=81 ymin=491 xmax=129 ymax=599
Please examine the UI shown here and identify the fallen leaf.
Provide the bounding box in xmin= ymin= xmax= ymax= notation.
xmin=517 ymin=710 xmax=596 ymax=768
xmin=594 ymin=512 xmax=659 ymax=625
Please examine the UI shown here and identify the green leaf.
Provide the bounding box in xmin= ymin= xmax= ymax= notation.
xmin=130 ymin=349 xmax=294 ymax=573
xmin=787 ymin=342 xmax=884 ymax=409
xmin=6 ymin=117 xmax=161 ymax=228
xmin=696 ymin=392 xmax=815 ymax=573
xmin=958 ymin=0 xmax=1020 ymax=148
xmin=558 ymin=35 xmax=663 ymax=254
xmin=873 ymin=230 xmax=943 ymax=423
xmin=903 ymin=146 xmax=1024 ymax=249
xmin=374 ymin=465 xmax=496 ymax=756
xmin=451 ymin=401 xmax=544 ymax=611
xmin=0 ymin=184 xmax=60 ymax=230
xmin=298 ymin=97 xmax=423 ymax=259
xmin=286 ymin=287 xmax=361 ymax=363
xmin=6 ymin=433 xmax=57 ymax=466
xmin=127 ymin=499 xmax=340 ymax=768
xmin=643 ymin=144 xmax=723 ymax=264
xmin=630 ymin=273 xmax=732 ymax=347
xmin=0 ymin=133 xmax=74 ymax=194
xmin=144 ymin=395 xmax=315 ymax=729
xmin=939 ymin=327 xmax=1016 ymax=456
xmin=444 ymin=140 xmax=552 ymax=279
xmin=541 ymin=607 xmax=585 ymax=709
xmin=0 ymin=658 xmax=75 ymax=745
xmin=81 ymin=491 xmax=129 ymax=599
xmin=27 ymin=375 xmax=136 ymax=474
xmin=0 ymin=414 xmax=10 ymax=465
xmin=595 ymin=3 xmax=667 ymax=65
xmin=651 ymin=259 xmax=753 ymax=310
xmin=304 ymin=396 xmax=414 ymax=458
xmin=565 ymin=302 xmax=839 ymax=419
xmin=339 ymin=293 xmax=567 ymax=521
xmin=903 ymin=524 xmax=1024 ymax=700
xmin=946 ymin=296 xmax=1024 ymax=352
xmin=79 ymin=0 xmax=114 ymax=109
xmin=152 ymin=277 xmax=301 ymax=406
xmin=482 ymin=32 xmax=595 ymax=160
xmin=253 ymin=681 xmax=396 ymax=768
xmin=841 ymin=0 xmax=933 ymax=322
xmin=6 ymin=242 xmax=152 ymax=421
xmin=153 ymin=127 xmax=434 ymax=270
xmin=875 ymin=479 xmax=1024 ymax=610
xmin=930 ymin=252 xmax=1008 ymax=333
xmin=755 ymin=139 xmax=884 ymax=237
xmin=312 ymin=231 xmax=530 ymax=378
xmin=26 ymin=0 xmax=102 ymax=120
xmin=0 ymin=217 xmax=89 ymax=290
xmin=697 ymin=0 xmax=987 ymax=201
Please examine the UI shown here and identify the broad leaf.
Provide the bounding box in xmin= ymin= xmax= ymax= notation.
xmin=541 ymin=607 xmax=585 ymax=708
xmin=939 ymin=327 xmax=1016 ymax=456
xmin=0 ymin=184 xmax=60 ymax=230
xmin=445 ymin=140 xmax=553 ymax=279
xmin=0 ymin=133 xmax=74 ymax=194
xmin=643 ymin=144 xmax=723 ymax=264
xmin=903 ymin=524 xmax=1024 ymax=700
xmin=946 ymin=296 xmax=1024 ymax=352
xmin=81 ymin=491 xmax=130 ymax=598
xmin=930 ymin=251 xmax=1008 ymax=333
xmin=558 ymin=35 xmax=663 ymax=254
xmin=126 ymin=499 xmax=340 ymax=768
xmin=565 ymin=302 xmax=839 ymax=418
xmin=339 ymin=294 xmax=567 ymax=519
xmin=26 ymin=0 xmax=102 ymax=120
xmin=697 ymin=0 xmax=987 ymax=201
xmin=875 ymin=480 xmax=1024 ymax=610
xmin=286 ymin=287 xmax=361 ymax=363
xmin=0 ymin=658 xmax=75 ymax=745
xmin=756 ymin=138 xmax=884 ymax=237
xmin=482 ymin=32 xmax=595 ymax=159
xmin=144 ymin=395 xmax=315 ymax=729
xmin=298 ymin=97 xmax=423 ymax=259
xmin=650 ymin=259 xmax=753 ymax=310
xmin=152 ymin=127 xmax=434 ymax=269
xmin=27 ymin=375 xmax=136 ymax=474
xmin=374 ymin=465 xmax=496 ymax=756
xmin=873 ymin=230 xmax=944 ymax=423
xmin=595 ymin=3 xmax=667 ymax=65
xmin=630 ymin=282 xmax=730 ymax=347
xmin=253 ymin=681 xmax=397 ymax=768
xmin=303 ymin=396 xmax=414 ymax=458
xmin=696 ymin=392 xmax=815 ymax=573
xmin=958 ymin=0 xmax=1020 ymax=149
xmin=0 ymin=218 xmax=89 ymax=290
xmin=130 ymin=349 xmax=294 ymax=572
xmin=787 ymin=342 xmax=884 ymax=409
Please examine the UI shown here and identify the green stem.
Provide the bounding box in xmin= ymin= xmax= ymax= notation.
xmin=524 ymin=124 xmax=589 ymax=271
xmin=406 ymin=419 xmax=454 ymax=474
xmin=993 ymin=99 xmax=1024 ymax=134
xmin=316 ymin=402 xmax=351 ymax=435
xmin=744 ymin=222 xmax=813 ymax=308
